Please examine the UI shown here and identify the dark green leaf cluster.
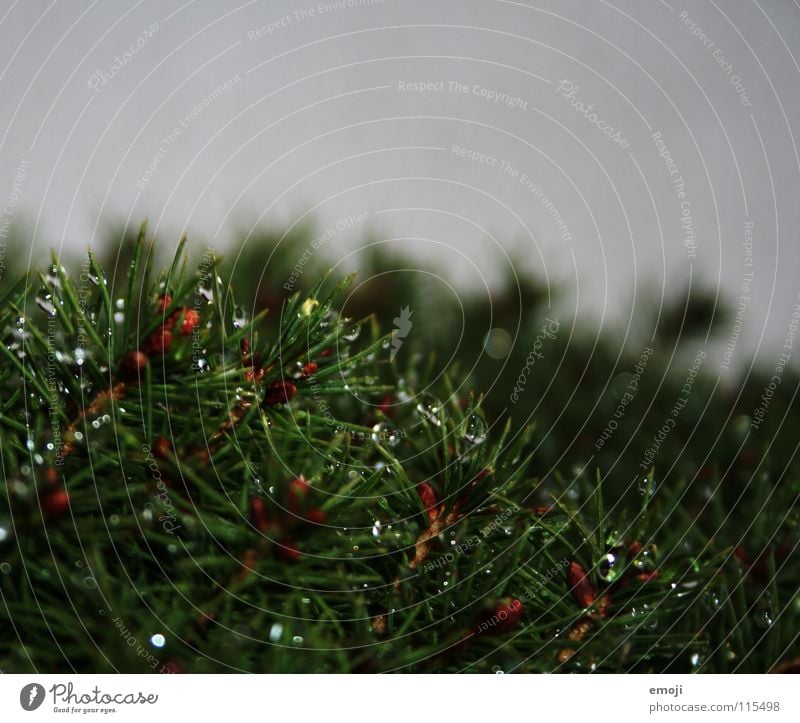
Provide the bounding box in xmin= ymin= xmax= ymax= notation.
xmin=0 ymin=225 xmax=797 ymax=673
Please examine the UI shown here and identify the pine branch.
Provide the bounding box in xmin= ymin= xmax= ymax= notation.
xmin=0 ymin=226 xmax=797 ymax=674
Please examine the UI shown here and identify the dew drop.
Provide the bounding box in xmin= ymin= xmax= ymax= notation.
xmin=198 ymin=280 xmax=214 ymax=304
xmin=597 ymin=552 xmax=621 ymax=583
xmin=462 ymin=413 xmax=488 ymax=445
xmin=638 ymin=476 xmax=656 ymax=498
xmin=45 ymin=265 xmax=63 ymax=289
xmin=631 ymin=544 xmax=658 ymax=572
xmin=754 ymin=608 xmax=774 ymax=630
xmin=0 ymin=520 xmax=12 ymax=544
xmin=416 ymin=394 xmax=443 ymax=427
xmin=232 ymin=306 xmax=247 ymax=329
xmin=36 ymin=293 xmax=56 ymax=316
xmin=703 ymin=589 xmax=722 ymax=611
xmin=371 ymin=422 xmax=400 ymax=447
xmin=342 ymin=321 xmax=361 ymax=342
xmin=150 ymin=633 xmax=166 ymax=648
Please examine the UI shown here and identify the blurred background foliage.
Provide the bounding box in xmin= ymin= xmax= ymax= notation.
xmin=2 ymin=219 xmax=798 ymax=503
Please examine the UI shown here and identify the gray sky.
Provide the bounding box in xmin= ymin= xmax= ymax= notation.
xmin=1 ymin=0 xmax=799 ymax=375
